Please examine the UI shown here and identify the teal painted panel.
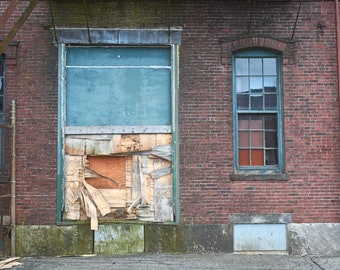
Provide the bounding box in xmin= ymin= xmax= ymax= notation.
xmin=66 ymin=67 xmax=171 ymax=126
xmin=67 ymin=47 xmax=171 ymax=66
xmin=234 ymin=224 xmax=287 ymax=251
xmin=66 ymin=47 xmax=171 ymax=126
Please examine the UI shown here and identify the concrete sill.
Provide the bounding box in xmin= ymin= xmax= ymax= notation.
xmin=230 ymin=173 xmax=290 ymax=181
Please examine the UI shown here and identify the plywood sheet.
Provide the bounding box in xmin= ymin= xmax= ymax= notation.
xmin=120 ymin=134 xmax=141 ymax=152
xmin=86 ymin=156 xmax=126 ymax=189
xmin=99 ymin=189 xmax=129 ymax=208
xmin=140 ymin=134 xmax=156 ymax=151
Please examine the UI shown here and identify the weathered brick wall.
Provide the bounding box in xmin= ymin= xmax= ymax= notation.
xmin=176 ymin=0 xmax=340 ymax=224
xmin=1 ymin=0 xmax=339 ymax=225
xmin=1 ymin=1 xmax=58 ymax=225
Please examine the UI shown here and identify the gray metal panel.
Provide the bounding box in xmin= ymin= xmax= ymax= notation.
xmin=234 ymin=224 xmax=287 ymax=251
xmin=65 ymin=126 xmax=172 ymax=135
xmin=54 ymin=28 xmax=182 ymax=45
xmin=90 ymin=30 xmax=119 ymax=44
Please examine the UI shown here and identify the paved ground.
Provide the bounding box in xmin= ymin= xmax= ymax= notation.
xmin=9 ymin=253 xmax=340 ymax=270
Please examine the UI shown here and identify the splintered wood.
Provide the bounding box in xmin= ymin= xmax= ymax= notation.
xmin=64 ymin=133 xmax=173 ymax=229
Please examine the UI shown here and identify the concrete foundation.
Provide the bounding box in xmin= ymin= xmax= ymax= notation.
xmin=288 ymin=223 xmax=340 ymax=256
xmin=12 ymin=223 xmax=340 ymax=257
xmin=15 ymin=225 xmax=93 ymax=256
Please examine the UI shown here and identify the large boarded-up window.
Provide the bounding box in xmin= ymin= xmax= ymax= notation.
xmin=59 ymin=43 xmax=179 ymax=227
xmin=65 ymin=47 xmax=171 ymax=127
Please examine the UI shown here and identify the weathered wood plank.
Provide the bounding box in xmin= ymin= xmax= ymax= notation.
xmin=149 ymin=144 xmax=172 ymax=161
xmin=110 ymin=134 xmax=122 ymax=154
xmin=151 ymin=166 xmax=172 ymax=179
xmin=82 ymin=180 xmax=111 ymax=217
xmin=138 ymin=156 xmax=147 ymax=205
xmin=81 ymin=191 xmax=98 ymax=230
xmin=85 ymin=139 xmax=111 ymax=155
xmin=125 ymin=156 xmax=133 ymax=188
xmin=153 ymin=189 xmax=174 ymax=222
xmin=131 ymin=155 xmax=141 ymax=200
xmin=120 ymin=134 xmax=141 ymax=152
xmin=65 ymin=137 xmax=85 ymax=155
xmin=156 ymin=133 xmax=172 ymax=145
xmin=140 ymin=134 xmax=156 ymax=151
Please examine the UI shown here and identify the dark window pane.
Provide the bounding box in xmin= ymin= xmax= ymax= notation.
xmin=239 ymin=149 xmax=250 ymax=166
xmin=266 ymin=149 xmax=278 ymax=165
xmin=264 ymin=115 xmax=277 ymax=129
xmin=0 ymin=96 xmax=3 ymax=112
xmin=265 ymin=131 xmax=277 ymax=147
xmin=0 ymin=79 xmax=2 ymax=95
xmin=251 ymin=149 xmax=264 ymax=165
xmin=239 ymin=132 xmax=249 ymax=147
xmin=251 ymin=96 xmax=263 ymax=110
xmin=0 ymin=63 xmax=4 ymax=76
xmin=237 ymin=94 xmax=249 ymax=109
xmin=265 ymin=94 xmax=277 ymax=109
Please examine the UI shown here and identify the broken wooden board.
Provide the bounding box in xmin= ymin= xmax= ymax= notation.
xmin=80 ymin=191 xmax=98 ymax=230
xmin=63 ymin=133 xmax=174 ymax=223
xmin=0 ymin=257 xmax=22 ymax=269
xmin=151 ymin=166 xmax=172 ymax=179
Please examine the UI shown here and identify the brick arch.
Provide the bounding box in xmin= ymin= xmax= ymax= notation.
xmin=220 ymin=35 xmax=295 ymax=65
xmin=229 ymin=36 xmax=287 ymax=53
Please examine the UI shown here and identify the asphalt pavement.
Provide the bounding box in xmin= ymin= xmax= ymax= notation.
xmin=10 ymin=253 xmax=340 ymax=270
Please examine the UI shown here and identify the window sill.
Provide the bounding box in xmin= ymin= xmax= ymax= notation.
xmin=230 ymin=173 xmax=290 ymax=181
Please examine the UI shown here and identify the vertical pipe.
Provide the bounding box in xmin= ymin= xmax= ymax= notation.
xmin=10 ymin=100 xmax=16 ymax=257
xmin=335 ymin=0 xmax=340 ymax=125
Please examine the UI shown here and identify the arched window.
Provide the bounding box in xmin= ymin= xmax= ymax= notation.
xmin=233 ymin=49 xmax=284 ymax=174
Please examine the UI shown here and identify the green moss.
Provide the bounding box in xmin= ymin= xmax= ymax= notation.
xmin=144 ymin=224 xmax=185 ymax=253
xmin=16 ymin=225 xmax=93 ymax=257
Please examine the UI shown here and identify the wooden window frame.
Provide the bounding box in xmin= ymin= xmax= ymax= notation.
xmin=232 ymin=49 xmax=285 ymax=176
xmin=57 ymin=32 xmax=181 ymax=225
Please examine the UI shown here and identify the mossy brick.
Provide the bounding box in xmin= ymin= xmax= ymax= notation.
xmin=94 ymin=224 xmax=144 ymax=255
xmin=15 ymin=225 xmax=93 ymax=257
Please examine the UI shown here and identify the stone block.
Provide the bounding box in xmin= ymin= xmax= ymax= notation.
xmin=94 ymin=224 xmax=144 ymax=255
xmin=16 ymin=225 xmax=93 ymax=257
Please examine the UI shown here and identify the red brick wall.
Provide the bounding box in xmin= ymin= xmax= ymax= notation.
xmin=1 ymin=1 xmax=58 ymax=225
xmin=1 ymin=0 xmax=339 ymax=225
xmin=177 ymin=0 xmax=340 ymax=224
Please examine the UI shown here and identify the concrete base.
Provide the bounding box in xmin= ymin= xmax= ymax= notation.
xmin=16 ymin=225 xmax=93 ymax=257
xmin=94 ymin=224 xmax=144 ymax=255
xmin=13 ymin=223 xmax=340 ymax=257
xmin=288 ymin=223 xmax=340 ymax=256
xmin=145 ymin=224 xmax=233 ymax=253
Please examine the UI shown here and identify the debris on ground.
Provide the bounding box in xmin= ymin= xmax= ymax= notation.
xmin=0 ymin=257 xmax=21 ymax=269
